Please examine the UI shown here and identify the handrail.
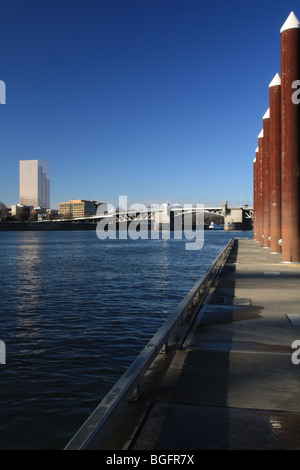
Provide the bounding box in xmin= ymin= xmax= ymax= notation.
xmin=64 ymin=237 xmax=235 ymax=450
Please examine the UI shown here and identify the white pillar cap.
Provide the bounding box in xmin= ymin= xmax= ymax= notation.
xmin=280 ymin=11 xmax=300 ymax=33
xmin=269 ymin=73 xmax=281 ymax=87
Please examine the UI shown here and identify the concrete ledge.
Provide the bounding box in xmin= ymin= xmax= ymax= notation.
xmin=132 ymin=239 xmax=300 ymax=450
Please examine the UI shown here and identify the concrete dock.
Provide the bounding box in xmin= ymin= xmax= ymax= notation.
xmin=131 ymin=238 xmax=300 ymax=450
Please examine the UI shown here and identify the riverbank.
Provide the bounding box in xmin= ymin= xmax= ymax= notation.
xmin=0 ymin=221 xmax=254 ymax=232
xmin=0 ymin=221 xmax=98 ymax=231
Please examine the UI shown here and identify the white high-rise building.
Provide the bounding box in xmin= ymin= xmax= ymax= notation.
xmin=19 ymin=160 xmax=50 ymax=209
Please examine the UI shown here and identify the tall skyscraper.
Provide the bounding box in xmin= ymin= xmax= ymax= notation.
xmin=19 ymin=160 xmax=50 ymax=209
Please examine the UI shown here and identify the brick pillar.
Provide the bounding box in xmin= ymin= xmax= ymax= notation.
xmin=253 ymin=154 xmax=257 ymax=240
xmin=269 ymin=73 xmax=282 ymax=253
xmin=257 ymin=130 xmax=264 ymax=245
xmin=281 ymin=11 xmax=300 ymax=262
xmin=262 ymin=109 xmax=270 ymax=247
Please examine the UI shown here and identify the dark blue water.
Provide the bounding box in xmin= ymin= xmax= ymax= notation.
xmin=0 ymin=229 xmax=252 ymax=449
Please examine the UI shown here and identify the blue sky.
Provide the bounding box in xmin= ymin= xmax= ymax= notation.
xmin=0 ymin=0 xmax=297 ymax=209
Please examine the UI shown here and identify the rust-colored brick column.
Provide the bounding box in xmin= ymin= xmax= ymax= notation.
xmin=257 ymin=130 xmax=264 ymax=245
xmin=253 ymin=154 xmax=257 ymax=240
xmin=281 ymin=12 xmax=300 ymax=262
xmin=269 ymin=73 xmax=282 ymax=253
xmin=262 ymin=109 xmax=270 ymax=247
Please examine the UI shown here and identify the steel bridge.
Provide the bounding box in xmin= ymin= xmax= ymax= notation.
xmin=54 ymin=203 xmax=253 ymax=225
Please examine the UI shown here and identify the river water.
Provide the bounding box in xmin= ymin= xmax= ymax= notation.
xmin=0 ymin=229 xmax=252 ymax=449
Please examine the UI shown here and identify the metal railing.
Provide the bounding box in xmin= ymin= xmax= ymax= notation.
xmin=64 ymin=237 xmax=235 ymax=450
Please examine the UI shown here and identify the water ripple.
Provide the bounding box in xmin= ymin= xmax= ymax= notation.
xmin=0 ymin=230 xmax=251 ymax=449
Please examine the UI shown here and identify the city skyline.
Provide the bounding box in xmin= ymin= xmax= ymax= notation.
xmin=0 ymin=1 xmax=299 ymax=209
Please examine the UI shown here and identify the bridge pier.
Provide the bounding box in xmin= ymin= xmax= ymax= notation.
xmin=154 ymin=203 xmax=171 ymax=231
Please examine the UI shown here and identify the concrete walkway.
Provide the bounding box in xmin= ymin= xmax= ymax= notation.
xmin=132 ymin=238 xmax=300 ymax=450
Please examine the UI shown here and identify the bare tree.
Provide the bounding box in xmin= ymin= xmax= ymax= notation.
xmin=0 ymin=202 xmax=7 ymax=220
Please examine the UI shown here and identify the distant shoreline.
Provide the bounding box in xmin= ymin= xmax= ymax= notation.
xmin=0 ymin=221 xmax=214 ymax=231
xmin=0 ymin=221 xmax=98 ymax=231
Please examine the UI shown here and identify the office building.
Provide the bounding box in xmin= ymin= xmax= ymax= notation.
xmin=59 ymin=200 xmax=98 ymax=218
xmin=19 ymin=160 xmax=50 ymax=209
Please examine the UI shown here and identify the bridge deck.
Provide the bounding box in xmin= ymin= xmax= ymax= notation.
xmin=131 ymin=238 xmax=300 ymax=450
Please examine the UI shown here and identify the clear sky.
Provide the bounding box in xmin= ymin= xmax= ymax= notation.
xmin=0 ymin=0 xmax=298 ymax=209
